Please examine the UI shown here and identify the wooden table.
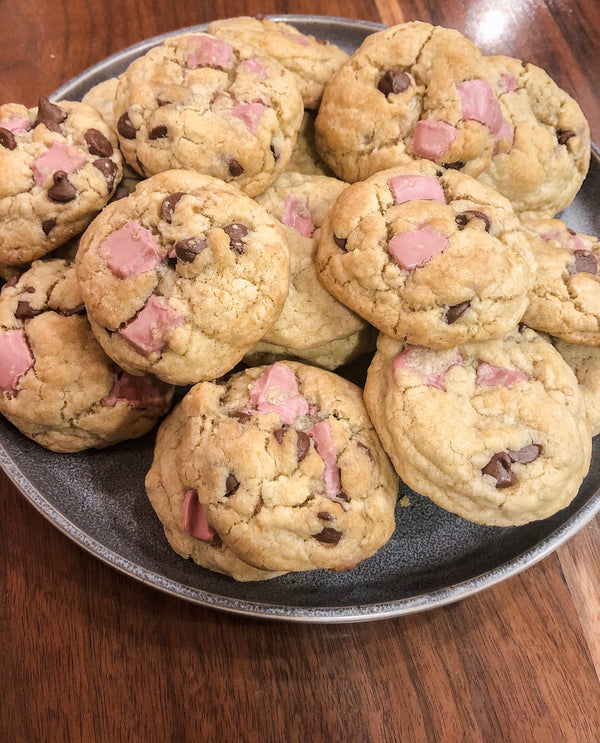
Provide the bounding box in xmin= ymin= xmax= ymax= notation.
xmin=2 ymin=1 xmax=599 ymax=740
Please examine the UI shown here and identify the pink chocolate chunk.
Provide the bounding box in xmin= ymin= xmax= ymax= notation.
xmin=387 ymin=174 xmax=446 ymax=206
xmin=411 ymin=120 xmax=458 ymax=159
xmin=248 ymin=362 xmax=309 ymax=424
xmin=99 ymin=221 xmax=163 ymax=279
xmin=393 ymin=345 xmax=462 ymax=391
xmin=240 ymin=57 xmax=267 ymax=79
xmin=1 ymin=116 xmax=29 ymax=134
xmin=499 ymin=73 xmax=518 ymax=93
xmin=458 ymin=79 xmax=504 ymax=135
xmin=231 ymin=100 xmax=266 ymax=134
xmin=119 ymin=294 xmax=185 ymax=356
xmin=541 ymin=230 xmax=587 ymax=252
xmin=186 ymin=36 xmax=232 ymax=68
xmin=102 ymin=368 xmax=172 ymax=409
xmin=30 ymin=141 xmax=87 ymax=185
xmin=281 ymin=196 xmax=315 ymax=237
xmin=388 ymin=225 xmax=448 ymax=270
xmin=0 ymin=329 xmax=34 ymax=393
xmin=308 ymin=420 xmax=341 ymax=498
xmin=493 ymin=120 xmax=514 ymax=153
xmin=181 ymin=490 xmax=215 ymax=542
xmin=476 ymin=361 xmax=528 ymax=386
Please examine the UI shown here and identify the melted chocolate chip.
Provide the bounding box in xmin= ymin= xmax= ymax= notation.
xmin=84 ymin=128 xmax=113 ymax=157
xmin=336 ymin=491 xmax=351 ymax=503
xmin=15 ymin=300 xmax=43 ymax=319
xmin=34 ymin=97 xmax=66 ymax=132
xmin=378 ymin=68 xmax=410 ymax=96
xmin=117 ymin=112 xmax=136 ymax=139
xmin=296 ymin=431 xmax=311 ymax=462
xmin=224 ymin=473 xmax=239 ymax=496
xmin=224 ymin=223 xmax=249 ymax=254
xmin=228 ymin=158 xmax=244 ymax=177
xmin=507 ymin=444 xmax=541 ymax=464
xmin=273 ymin=428 xmax=286 ymax=445
xmin=174 ymin=237 xmax=208 ymax=263
xmin=0 ymin=127 xmax=17 ymax=150
xmin=149 ymin=125 xmax=168 ymax=140
xmin=455 ymin=210 xmax=491 ymax=232
xmin=314 ymin=527 xmax=342 ymax=544
xmin=160 ymin=192 xmax=184 ymax=223
xmin=443 ymin=161 xmax=465 ymax=170
xmin=445 ymin=300 xmax=471 ymax=324
xmin=47 ymin=171 xmax=76 ymax=202
xmin=481 ymin=452 xmax=516 ymax=488
xmin=93 ymin=158 xmax=117 ymax=191
xmin=230 ymin=410 xmax=252 ymax=424
xmin=556 ymin=129 xmax=575 ymax=145
xmin=333 ymin=235 xmax=348 ymax=251
xmin=567 ymin=251 xmax=598 ymax=276
xmin=317 ymin=511 xmax=335 ymax=521
xmin=42 ymin=218 xmax=56 ymax=235
xmin=157 ymin=98 xmax=170 ymax=107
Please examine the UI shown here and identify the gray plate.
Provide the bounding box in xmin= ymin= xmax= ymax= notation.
xmin=2 ymin=16 xmax=599 ymax=623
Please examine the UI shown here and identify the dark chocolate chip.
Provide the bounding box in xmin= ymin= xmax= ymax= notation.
xmin=160 ymin=192 xmax=184 ymax=223
xmin=149 ymin=125 xmax=168 ymax=140
xmin=507 ymin=444 xmax=542 ymax=464
xmin=224 ymin=223 xmax=249 ymax=254
xmin=228 ymin=158 xmax=244 ymax=177
xmin=481 ymin=452 xmax=516 ymax=488
xmin=317 ymin=511 xmax=334 ymax=521
xmin=0 ymin=127 xmax=17 ymax=150
xmin=336 ymin=491 xmax=351 ymax=503
xmin=174 ymin=237 xmax=208 ymax=263
xmin=296 ymin=431 xmax=311 ymax=462
xmin=93 ymin=158 xmax=117 ymax=191
xmin=224 ymin=473 xmax=239 ymax=496
xmin=231 ymin=410 xmax=252 ymax=424
xmin=567 ymin=251 xmax=597 ymax=276
xmin=47 ymin=171 xmax=76 ymax=202
xmin=42 ymin=218 xmax=56 ymax=235
xmin=274 ymin=428 xmax=286 ymax=445
xmin=117 ymin=112 xmax=136 ymax=139
xmin=15 ymin=300 xmax=42 ymax=319
xmin=445 ymin=300 xmax=471 ymax=324
xmin=443 ymin=161 xmax=465 ymax=170
xmin=314 ymin=527 xmax=342 ymax=544
xmin=378 ymin=68 xmax=410 ymax=96
xmin=556 ymin=129 xmax=575 ymax=145
xmin=34 ymin=97 xmax=66 ymax=133
xmin=567 ymin=228 xmax=577 ymax=235
xmin=157 ymin=98 xmax=170 ymax=107
xmin=333 ymin=235 xmax=348 ymax=251
xmin=455 ymin=210 xmax=491 ymax=232
xmin=84 ymin=128 xmax=113 ymax=157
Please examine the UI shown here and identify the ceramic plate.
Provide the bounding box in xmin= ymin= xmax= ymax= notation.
xmin=2 ymin=16 xmax=599 ymax=623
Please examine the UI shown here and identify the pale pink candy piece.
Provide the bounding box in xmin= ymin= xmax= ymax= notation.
xmin=476 ymin=361 xmax=528 ymax=386
xmin=99 ymin=220 xmax=163 ymax=279
xmin=186 ymin=36 xmax=232 ymax=68
xmin=119 ymin=294 xmax=185 ymax=356
xmin=308 ymin=420 xmax=341 ymax=499
xmin=388 ymin=225 xmax=448 ymax=270
xmin=541 ymin=230 xmax=587 ymax=252
xmin=231 ymin=100 xmax=267 ymax=134
xmin=458 ymin=79 xmax=503 ymax=135
xmin=0 ymin=329 xmax=34 ymax=393
xmin=392 ymin=345 xmax=462 ymax=391
xmin=30 ymin=141 xmax=87 ymax=185
xmin=182 ymin=490 xmax=215 ymax=542
xmin=499 ymin=73 xmax=518 ymax=93
xmin=240 ymin=57 xmax=267 ymax=79
xmin=248 ymin=362 xmax=309 ymax=425
xmin=411 ymin=120 xmax=458 ymax=160
xmin=1 ymin=116 xmax=29 ymax=134
xmin=387 ymin=174 xmax=446 ymax=206
xmin=281 ymin=196 xmax=315 ymax=237
xmin=493 ymin=119 xmax=514 ymax=154
xmin=102 ymin=368 xmax=172 ymax=409
xmin=282 ymin=31 xmax=311 ymax=46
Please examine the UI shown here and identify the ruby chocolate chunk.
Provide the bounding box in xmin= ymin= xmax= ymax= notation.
xmin=228 ymin=158 xmax=244 ymax=177
xmin=174 ymin=237 xmax=207 ymax=262
xmin=314 ymin=527 xmax=342 ymax=544
xmin=34 ymin=97 xmax=67 ymax=133
xmin=556 ymin=129 xmax=575 ymax=145
xmin=84 ymin=128 xmax=113 ymax=157
xmin=455 ymin=210 xmax=491 ymax=232
xmin=117 ymin=112 xmax=136 ymax=139
xmin=149 ymin=125 xmax=168 ymax=140
xmin=0 ymin=127 xmax=17 ymax=150
xmin=224 ymin=223 xmax=249 ymax=254
xmin=481 ymin=451 xmax=516 ymax=488
xmin=224 ymin=473 xmax=239 ymax=496
xmin=47 ymin=171 xmax=77 ymax=202
xmin=445 ymin=300 xmax=470 ymax=324
xmin=42 ymin=218 xmax=56 ymax=235
xmin=507 ymin=444 xmax=541 ymax=464
xmin=93 ymin=158 xmax=118 ymax=191
xmin=160 ymin=192 xmax=184 ymax=223
xmin=378 ymin=69 xmax=410 ymax=96
xmin=317 ymin=511 xmax=335 ymax=521
xmin=567 ymin=251 xmax=597 ymax=276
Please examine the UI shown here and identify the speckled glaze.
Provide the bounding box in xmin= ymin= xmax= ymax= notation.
xmin=2 ymin=17 xmax=599 ymax=623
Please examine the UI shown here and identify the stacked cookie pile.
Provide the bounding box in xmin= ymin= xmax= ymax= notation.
xmin=0 ymin=17 xmax=596 ymax=580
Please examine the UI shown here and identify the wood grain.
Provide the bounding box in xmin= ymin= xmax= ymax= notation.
xmin=1 ymin=1 xmax=599 ymax=741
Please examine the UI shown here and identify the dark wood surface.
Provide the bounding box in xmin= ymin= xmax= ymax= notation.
xmin=1 ymin=1 xmax=599 ymax=741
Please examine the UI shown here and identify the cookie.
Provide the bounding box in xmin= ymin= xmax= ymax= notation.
xmin=314 ymin=22 xmax=511 ymax=183
xmin=551 ymin=337 xmax=600 ymax=436
xmin=145 ymin=400 xmax=286 ymax=581
xmin=113 ymin=32 xmax=304 ymax=197
xmin=477 ymin=56 xmax=591 ymax=215
xmin=81 ymin=77 xmax=119 ymax=130
xmin=169 ymin=361 xmax=398 ymax=573
xmin=247 ymin=171 xmax=375 ymax=370
xmin=520 ymin=216 xmax=600 ymax=345
xmin=364 ymin=328 xmax=592 ymax=526
xmin=316 ymin=160 xmax=536 ymax=349
xmin=0 ymin=258 xmax=173 ymax=452
xmin=75 ymin=169 xmax=290 ymax=385
xmin=207 ymin=15 xmax=349 ymax=109
xmin=0 ymin=97 xmax=123 ymax=266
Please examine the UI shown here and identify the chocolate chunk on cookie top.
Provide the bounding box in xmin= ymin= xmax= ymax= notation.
xmin=75 ymin=170 xmax=291 ymax=385
xmin=364 ymin=328 xmax=592 ymax=526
